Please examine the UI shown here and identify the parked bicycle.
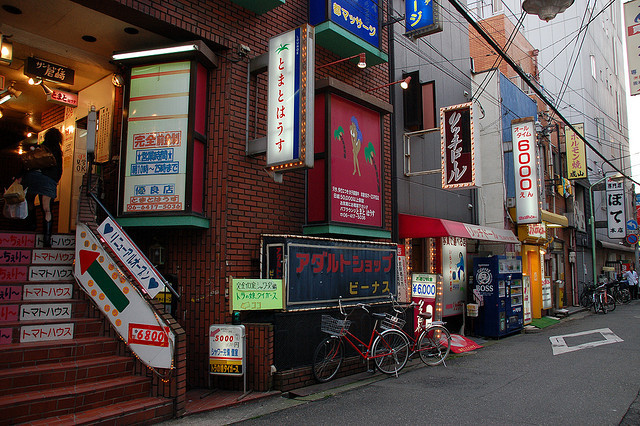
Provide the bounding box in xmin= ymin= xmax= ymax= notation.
xmin=591 ymin=282 xmax=611 ymax=314
xmin=312 ymin=298 xmax=410 ymax=383
xmin=608 ymin=280 xmax=631 ymax=305
xmin=386 ymin=295 xmax=451 ymax=366
xmin=579 ymin=282 xmax=594 ymax=309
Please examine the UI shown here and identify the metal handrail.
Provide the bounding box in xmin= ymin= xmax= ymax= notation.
xmin=87 ymin=191 xmax=180 ymax=301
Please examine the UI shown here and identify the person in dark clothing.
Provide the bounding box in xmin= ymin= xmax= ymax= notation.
xmin=17 ymin=128 xmax=63 ymax=247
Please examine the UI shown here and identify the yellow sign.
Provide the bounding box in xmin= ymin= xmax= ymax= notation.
xmin=210 ymin=359 xmax=242 ymax=374
xmin=566 ymin=123 xmax=586 ymax=179
xmin=154 ymin=292 xmax=172 ymax=304
xmin=231 ymin=278 xmax=284 ymax=311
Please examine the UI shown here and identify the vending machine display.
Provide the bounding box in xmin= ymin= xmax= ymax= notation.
xmin=472 ymin=256 xmax=523 ymax=338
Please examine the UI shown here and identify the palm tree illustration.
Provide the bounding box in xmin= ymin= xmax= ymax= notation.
xmin=364 ymin=142 xmax=380 ymax=192
xmin=333 ymin=126 xmax=347 ymax=158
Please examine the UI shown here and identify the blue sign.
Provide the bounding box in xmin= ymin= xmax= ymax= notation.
xmin=309 ymin=0 xmax=379 ymax=48
xmin=626 ymin=234 xmax=638 ymax=245
xmin=636 ymin=193 xmax=640 ymax=205
xmin=627 ymin=220 xmax=638 ymax=231
xmin=405 ymin=0 xmax=442 ymax=38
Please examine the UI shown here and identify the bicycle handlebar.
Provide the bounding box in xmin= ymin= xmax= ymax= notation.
xmin=338 ymin=297 xmax=371 ymax=316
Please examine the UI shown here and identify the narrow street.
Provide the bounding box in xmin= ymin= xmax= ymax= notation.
xmin=171 ymin=301 xmax=640 ymax=425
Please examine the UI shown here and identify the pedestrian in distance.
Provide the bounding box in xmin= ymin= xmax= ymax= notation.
xmin=16 ymin=128 xmax=63 ymax=247
xmin=623 ymin=264 xmax=638 ymax=300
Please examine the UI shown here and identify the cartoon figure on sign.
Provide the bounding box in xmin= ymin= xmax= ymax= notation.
xmin=453 ymin=252 xmax=465 ymax=281
xmin=350 ymin=116 xmax=362 ymax=176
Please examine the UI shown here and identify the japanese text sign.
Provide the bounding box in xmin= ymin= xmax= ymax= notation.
xmin=209 ymin=325 xmax=244 ymax=376
xmin=625 ymin=0 xmax=640 ymax=95
xmin=47 ymin=89 xmax=78 ymax=108
xmin=97 ymin=217 xmax=166 ymax=298
xmin=511 ymin=118 xmax=540 ymax=224
xmin=440 ymin=103 xmax=476 ymax=189
xmin=24 ymin=57 xmax=75 ymax=85
xmin=267 ymin=24 xmax=315 ymax=171
xmin=266 ymin=236 xmax=396 ymax=309
xmin=442 ymin=237 xmax=466 ymax=316
xmin=606 ymin=174 xmax=625 ymax=238
xmin=230 ymin=278 xmax=284 ymax=311
xmin=329 ymin=94 xmax=382 ymax=227
xmin=124 ymin=61 xmax=190 ymax=213
xmin=310 ymin=0 xmax=380 ymax=48
xmin=405 ymin=0 xmax=442 ymax=38
xmin=565 ymin=123 xmax=586 ymax=179
xmin=411 ymin=273 xmax=437 ymax=300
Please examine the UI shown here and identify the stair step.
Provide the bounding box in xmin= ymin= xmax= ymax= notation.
xmin=0 ymin=336 xmax=119 ymax=369
xmin=0 ymin=354 xmax=134 ymax=396
xmin=27 ymin=396 xmax=174 ymax=425
xmin=0 ymin=376 xmax=152 ymax=424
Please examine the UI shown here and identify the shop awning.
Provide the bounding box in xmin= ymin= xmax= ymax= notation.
xmin=399 ymin=214 xmax=519 ymax=243
xmin=541 ymin=209 xmax=569 ymax=227
xmin=598 ymin=240 xmax=636 ymax=253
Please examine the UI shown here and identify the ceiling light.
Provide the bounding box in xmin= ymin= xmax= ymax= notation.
xmin=0 ymin=108 xmax=3 ymax=118
xmin=0 ymin=35 xmax=12 ymax=65
xmin=28 ymin=77 xmax=42 ymax=86
xmin=0 ymin=94 xmax=10 ymax=104
xmin=522 ymin=0 xmax=575 ymax=21
xmin=112 ymin=43 xmax=199 ymax=61
xmin=112 ymin=74 xmax=124 ymax=87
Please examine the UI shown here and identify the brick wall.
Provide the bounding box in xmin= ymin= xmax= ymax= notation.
xmin=97 ymin=0 xmax=392 ymax=390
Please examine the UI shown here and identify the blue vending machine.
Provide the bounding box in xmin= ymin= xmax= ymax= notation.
xmin=472 ymin=256 xmax=523 ymax=338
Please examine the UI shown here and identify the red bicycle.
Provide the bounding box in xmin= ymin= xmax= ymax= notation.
xmin=312 ymin=298 xmax=410 ymax=383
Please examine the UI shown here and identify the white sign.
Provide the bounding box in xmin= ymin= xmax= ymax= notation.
xmin=75 ymin=224 xmax=175 ymax=369
xmin=97 ymin=217 xmax=166 ymax=298
xmin=527 ymin=223 xmax=546 ymax=239
xmin=512 ymin=119 xmax=540 ymax=224
xmin=441 ymin=237 xmax=466 ymax=316
xmin=266 ymin=24 xmax=314 ymax=171
xmin=606 ymin=174 xmax=626 ymax=238
xmin=411 ymin=273 xmax=437 ymax=299
xmin=523 ymin=275 xmax=532 ymax=325
xmin=20 ymin=323 xmax=74 ymax=343
xmin=209 ymin=324 xmax=245 ymax=376
xmin=542 ymin=277 xmax=552 ymax=310
xmin=625 ymin=0 xmax=640 ymax=95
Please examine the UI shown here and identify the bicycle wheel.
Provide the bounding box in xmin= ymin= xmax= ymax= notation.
xmin=606 ymin=293 xmax=616 ymax=312
xmin=372 ymin=329 xmax=409 ymax=375
xmin=592 ymin=296 xmax=600 ymax=313
xmin=417 ymin=325 xmax=451 ymax=366
xmin=312 ymin=336 xmax=344 ymax=383
xmin=580 ymin=291 xmax=592 ymax=308
xmin=601 ymin=295 xmax=608 ymax=314
xmin=620 ymin=289 xmax=631 ymax=304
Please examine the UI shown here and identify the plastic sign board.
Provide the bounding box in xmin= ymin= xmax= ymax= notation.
xmin=511 ymin=118 xmax=540 ymax=224
xmin=209 ymin=324 xmax=245 ymax=376
xmin=566 ymin=123 xmax=586 ymax=179
xmin=405 ymin=0 xmax=443 ymax=39
xmin=74 ymin=224 xmax=175 ymax=369
xmin=309 ymin=0 xmax=380 ymax=48
xmin=47 ymin=89 xmax=78 ymax=108
xmin=442 ymin=237 xmax=466 ymax=316
xmin=123 ymin=61 xmax=190 ymax=213
xmin=440 ymin=102 xmax=476 ymax=189
xmin=411 ymin=273 xmax=437 ymax=300
xmin=266 ymin=24 xmax=314 ymax=172
xmin=625 ymin=0 xmax=640 ymax=95
xmin=606 ymin=174 xmax=625 ymax=238
xmin=230 ymin=278 xmax=284 ymax=311
xmin=97 ymin=217 xmax=166 ymax=298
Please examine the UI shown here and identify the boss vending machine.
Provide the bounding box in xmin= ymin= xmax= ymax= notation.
xmin=472 ymin=256 xmax=523 ymax=337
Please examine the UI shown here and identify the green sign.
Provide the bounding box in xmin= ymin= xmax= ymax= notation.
xmin=231 ymin=278 xmax=284 ymax=311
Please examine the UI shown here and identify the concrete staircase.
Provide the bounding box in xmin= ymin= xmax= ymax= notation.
xmin=0 ymin=231 xmax=174 ymax=425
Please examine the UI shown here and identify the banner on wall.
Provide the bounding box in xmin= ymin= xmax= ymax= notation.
xmin=329 ymin=94 xmax=383 ymax=227
xmin=566 ymin=123 xmax=586 ymax=179
xmin=511 ymin=118 xmax=540 ymax=224
xmin=440 ymin=102 xmax=476 ymax=189
xmin=266 ymin=24 xmax=314 ymax=172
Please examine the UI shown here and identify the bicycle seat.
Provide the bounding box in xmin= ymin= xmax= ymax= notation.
xmin=372 ymin=312 xmax=386 ymax=321
xmin=418 ymin=312 xmax=432 ymax=320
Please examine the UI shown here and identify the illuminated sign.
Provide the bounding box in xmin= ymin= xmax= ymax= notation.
xmin=123 ymin=61 xmax=190 ymax=213
xmin=309 ymin=0 xmax=380 ymax=48
xmin=25 ymin=57 xmax=75 ymax=85
xmin=606 ymin=174 xmax=626 ymax=238
xmin=440 ymin=102 xmax=476 ymax=189
xmin=266 ymin=24 xmax=314 ymax=172
xmin=511 ymin=118 xmax=540 ymax=224
xmin=566 ymin=123 xmax=586 ymax=179
xmin=442 ymin=237 xmax=466 ymax=317
xmin=47 ymin=89 xmax=78 ymax=108
xmin=405 ymin=0 xmax=443 ymax=38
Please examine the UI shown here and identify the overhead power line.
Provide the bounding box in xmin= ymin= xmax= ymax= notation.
xmin=445 ymin=0 xmax=639 ymax=187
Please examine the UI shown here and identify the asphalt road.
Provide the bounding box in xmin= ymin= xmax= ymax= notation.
xmin=167 ymin=300 xmax=640 ymax=425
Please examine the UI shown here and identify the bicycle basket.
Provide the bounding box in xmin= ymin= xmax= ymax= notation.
xmin=320 ymin=315 xmax=351 ymax=336
xmin=380 ymin=313 xmax=406 ymax=330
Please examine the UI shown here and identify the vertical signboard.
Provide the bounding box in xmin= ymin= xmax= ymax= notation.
xmin=123 ymin=61 xmax=190 ymax=213
xmin=330 ymin=94 xmax=382 ymax=227
xmin=625 ymin=0 xmax=640 ymax=95
xmin=267 ymin=24 xmax=314 ymax=172
xmin=440 ymin=102 xmax=476 ymax=189
xmin=566 ymin=123 xmax=586 ymax=179
xmin=405 ymin=0 xmax=443 ymax=38
xmin=441 ymin=237 xmax=466 ymax=316
xmin=511 ymin=119 xmax=540 ymax=224
xmin=606 ymin=174 xmax=625 ymax=238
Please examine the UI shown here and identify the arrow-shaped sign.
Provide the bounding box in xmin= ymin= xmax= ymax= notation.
xmin=78 ymin=249 xmax=129 ymax=312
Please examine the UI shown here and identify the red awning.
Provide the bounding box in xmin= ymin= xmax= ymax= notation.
xmin=399 ymin=214 xmax=519 ymax=243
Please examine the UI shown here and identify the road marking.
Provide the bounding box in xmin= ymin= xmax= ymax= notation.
xmin=549 ymin=328 xmax=623 ymax=355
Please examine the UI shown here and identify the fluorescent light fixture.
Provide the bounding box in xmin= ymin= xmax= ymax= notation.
xmin=0 ymin=93 xmax=11 ymax=104
xmin=112 ymin=44 xmax=198 ymax=61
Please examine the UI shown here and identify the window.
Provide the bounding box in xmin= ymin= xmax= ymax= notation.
xmin=402 ymin=72 xmax=437 ymax=131
xmin=492 ymin=0 xmax=503 ymax=14
xmin=590 ymin=55 xmax=597 ymax=80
